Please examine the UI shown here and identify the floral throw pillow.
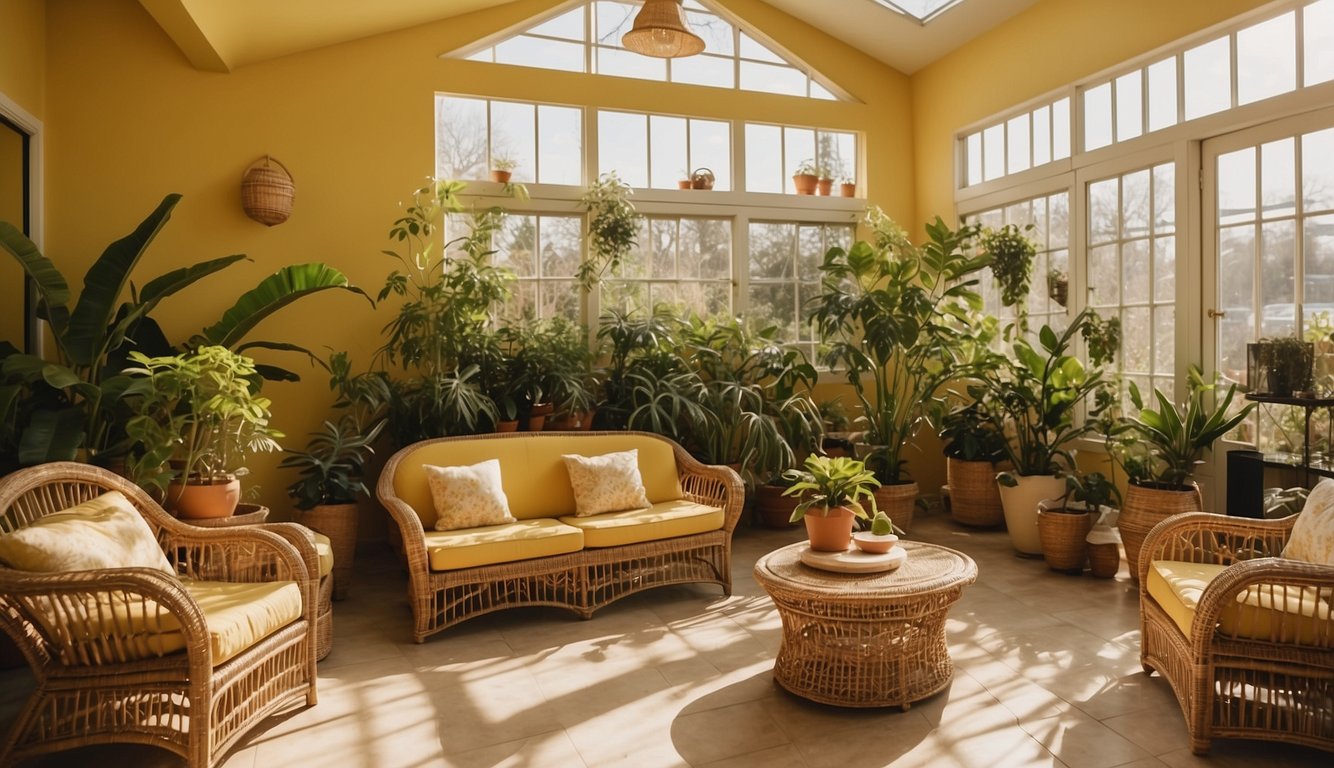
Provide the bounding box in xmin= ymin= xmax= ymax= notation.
xmin=0 ymin=491 xmax=175 ymax=575
xmin=1283 ymin=477 xmax=1334 ymax=566
xmin=562 ymin=449 xmax=652 ymax=517
xmin=426 ymin=460 xmax=515 ymax=532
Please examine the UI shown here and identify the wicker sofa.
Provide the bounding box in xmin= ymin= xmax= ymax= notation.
xmin=1139 ymin=510 xmax=1334 ymax=754
xmin=378 ymin=431 xmax=744 ymax=642
xmin=0 ymin=462 xmax=320 ymax=767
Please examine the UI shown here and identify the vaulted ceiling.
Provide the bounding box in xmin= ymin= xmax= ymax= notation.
xmin=138 ymin=0 xmax=1038 ymax=75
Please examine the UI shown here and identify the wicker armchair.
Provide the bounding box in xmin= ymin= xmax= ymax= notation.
xmin=1138 ymin=511 xmax=1334 ymax=755
xmin=0 ymin=463 xmax=319 ymax=767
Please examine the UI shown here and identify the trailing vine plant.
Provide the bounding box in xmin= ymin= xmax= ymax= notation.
xmin=981 ymin=223 xmax=1037 ymax=314
xmin=578 ymin=172 xmax=641 ymax=291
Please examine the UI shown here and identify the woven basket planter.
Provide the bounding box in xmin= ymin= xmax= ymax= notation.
xmin=874 ymin=481 xmax=917 ymax=534
xmin=946 ymin=457 xmax=1005 ymax=528
xmin=1087 ymin=541 xmax=1121 ymax=578
xmin=241 ymin=155 xmax=295 ymax=226
xmin=302 ymin=502 xmax=359 ymax=600
xmin=1120 ymin=481 xmax=1202 ymax=581
xmin=754 ymin=483 xmax=799 ymax=529
xmin=1037 ymin=505 xmax=1093 ymax=573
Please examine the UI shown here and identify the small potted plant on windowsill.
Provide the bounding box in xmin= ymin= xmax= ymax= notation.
xmin=792 ymin=159 xmax=819 ymax=195
xmin=816 ymin=167 xmax=834 ymax=196
xmin=677 ymin=169 xmax=693 ymax=190
xmin=490 ymin=156 xmax=518 ymax=184
xmin=782 ymin=454 xmax=880 ymax=552
xmin=839 ymin=177 xmax=857 ymax=197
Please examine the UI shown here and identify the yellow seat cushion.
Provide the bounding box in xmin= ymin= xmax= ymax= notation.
xmin=312 ymin=532 xmax=334 ymax=578
xmin=558 ymin=500 xmax=724 ymax=548
xmin=424 ymin=518 xmax=584 ymax=571
xmin=1148 ymin=560 xmax=1332 ymax=644
xmin=34 ymin=579 xmax=303 ymax=665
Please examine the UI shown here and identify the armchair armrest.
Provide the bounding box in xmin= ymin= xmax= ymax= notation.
xmin=1137 ymin=512 xmax=1297 ymax=583
xmin=158 ymin=524 xmax=311 ymax=585
xmin=1190 ymin=557 xmax=1334 ymax=650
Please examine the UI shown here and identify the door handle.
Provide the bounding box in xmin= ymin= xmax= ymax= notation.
xmin=1207 ymin=309 xmax=1226 ymax=319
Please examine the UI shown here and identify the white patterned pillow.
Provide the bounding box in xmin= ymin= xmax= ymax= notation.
xmin=0 ymin=491 xmax=175 ymax=575
xmin=1283 ymin=477 xmax=1334 ymax=566
xmin=426 ymin=460 xmax=515 ymax=532
xmin=562 ymin=449 xmax=651 ymax=517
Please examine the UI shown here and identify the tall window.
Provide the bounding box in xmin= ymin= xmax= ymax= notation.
xmin=747 ymin=222 xmax=854 ymax=360
xmin=973 ymin=191 xmax=1071 ymax=339
xmin=435 ymin=96 xmax=582 ymax=185
xmin=602 ymin=217 xmax=732 ymax=318
xmin=455 ymin=0 xmax=840 ymax=100
xmin=1087 ymin=163 xmax=1176 ymax=406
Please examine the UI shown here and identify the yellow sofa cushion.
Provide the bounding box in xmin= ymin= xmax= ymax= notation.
xmin=557 ymin=499 xmax=725 ymax=548
xmin=393 ymin=434 xmax=684 ymax=528
xmin=33 ymin=578 xmax=302 ymax=665
xmin=1148 ymin=560 xmax=1332 ymax=644
xmin=312 ymin=532 xmax=334 ymax=578
xmin=0 ymin=491 xmax=175 ymax=575
xmin=424 ymin=518 xmax=584 ymax=571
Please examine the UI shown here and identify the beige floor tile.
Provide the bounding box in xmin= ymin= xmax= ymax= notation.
xmin=696 ymin=743 xmax=809 ymax=768
xmin=1020 ymin=708 xmax=1154 ymax=768
xmin=443 ymin=729 xmax=588 ymax=768
xmin=670 ymin=700 xmax=791 ymax=765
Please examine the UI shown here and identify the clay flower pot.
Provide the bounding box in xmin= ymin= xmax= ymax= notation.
xmin=792 ymin=173 xmax=818 ymax=195
xmin=490 ymin=169 xmax=512 ymax=184
xmin=168 ymin=476 xmax=241 ymax=519
xmin=840 ymin=182 xmax=857 ymax=197
xmin=816 ymin=178 xmax=834 ymax=196
xmin=804 ymin=506 xmax=855 ymax=551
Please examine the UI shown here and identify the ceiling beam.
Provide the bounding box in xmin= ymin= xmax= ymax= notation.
xmin=137 ymin=0 xmax=231 ymax=72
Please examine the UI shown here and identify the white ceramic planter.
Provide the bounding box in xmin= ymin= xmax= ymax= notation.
xmin=998 ymin=474 xmax=1066 ymax=555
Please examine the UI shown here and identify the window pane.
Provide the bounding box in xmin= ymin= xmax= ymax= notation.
xmin=750 ymin=222 xmax=794 ymax=279
xmin=649 ymin=115 xmax=687 ymax=190
xmin=1153 ymin=163 xmax=1176 ymax=232
xmin=1088 ymin=244 xmax=1119 ymax=307
xmin=597 ymin=46 xmax=666 ymax=79
xmin=832 ymin=132 xmax=856 ymax=183
xmin=1052 ymin=98 xmax=1071 ymax=160
xmin=1122 ymin=169 xmax=1150 ymax=239
xmin=1115 ymin=71 xmax=1143 ymax=141
xmin=671 ymin=53 xmax=735 ymax=88
xmin=1304 ymin=128 xmax=1334 ymax=213
xmin=541 ymin=217 xmax=582 ymax=277
xmin=598 ymin=111 xmax=647 ymax=187
xmin=739 ymin=32 xmax=784 ymax=63
xmin=810 ymin=81 xmax=837 ymax=101
xmin=1306 ymin=0 xmax=1334 ymax=86
xmin=1032 ymin=106 xmax=1051 ymax=166
xmin=1236 ymin=11 xmax=1295 ymax=104
xmin=650 ymin=219 xmax=677 ymax=278
xmin=785 ymin=127 xmax=816 ymax=179
xmin=686 ymin=11 xmax=734 ymax=55
xmin=495 ymin=36 xmax=585 ymax=71
xmin=1154 ymin=236 xmax=1176 ymax=302
xmin=1154 ymin=306 xmax=1175 ymax=374
xmin=691 ymin=120 xmax=731 ymax=191
xmin=538 ymin=105 xmax=582 ymax=185
xmin=1261 ymin=220 xmax=1296 ymax=337
xmin=1084 ymin=82 xmax=1113 ymax=150
xmin=595 ymin=1 xmax=637 ymax=43
xmin=496 ymin=215 xmax=537 ymax=277
xmin=491 ymin=101 xmax=536 ymax=182
xmin=1122 ymin=307 xmax=1151 ymax=372
xmin=1123 ymin=239 xmax=1150 ymax=304
xmin=1306 ymin=215 xmax=1334 ymax=311
xmin=966 ymin=132 xmax=983 ymax=186
xmin=1007 ymin=114 xmax=1030 ymax=174
xmin=1147 ymin=58 xmax=1178 ymax=132
xmin=1089 ymin=178 xmax=1119 ymax=244
xmin=540 ymin=280 xmax=580 ymax=321
xmin=1218 ymin=225 xmax=1255 ymax=382
xmin=1183 ymin=36 xmax=1231 ymax=120
xmin=529 ymin=8 xmax=584 ymax=40
xmin=983 ymin=124 xmax=1004 ymax=181
xmin=745 ymin=124 xmax=783 ymax=193
xmin=740 ymin=61 xmax=806 ymax=96
xmin=436 ymin=96 xmax=488 ymax=179
xmin=1218 ymin=147 xmax=1257 ymax=226
xmin=1261 ymin=138 xmax=1296 ymax=220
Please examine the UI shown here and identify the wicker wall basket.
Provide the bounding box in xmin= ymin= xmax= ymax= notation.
xmin=241 ymin=155 xmax=295 ymax=226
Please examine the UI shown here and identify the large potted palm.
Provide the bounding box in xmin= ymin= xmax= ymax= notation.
xmin=983 ymin=309 xmax=1119 ymax=555
xmin=1109 ymin=366 xmax=1254 ymax=579
xmin=810 ymin=211 xmax=990 ymax=534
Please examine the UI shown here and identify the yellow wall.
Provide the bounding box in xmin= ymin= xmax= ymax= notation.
xmin=0 ymin=0 xmax=45 ymax=120
xmin=39 ymin=0 xmax=911 ymax=521
xmin=910 ymin=0 xmax=1275 ymax=225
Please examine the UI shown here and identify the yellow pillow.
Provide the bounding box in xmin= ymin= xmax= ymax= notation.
xmin=1284 ymin=477 xmax=1334 ymax=566
xmin=0 ymin=491 xmax=175 ymax=575
xmin=562 ymin=449 xmax=651 ymax=517
xmin=426 ymin=460 xmax=516 ymax=532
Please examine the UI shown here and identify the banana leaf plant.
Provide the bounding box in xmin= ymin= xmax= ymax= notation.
xmin=0 ymin=193 xmax=369 ymax=469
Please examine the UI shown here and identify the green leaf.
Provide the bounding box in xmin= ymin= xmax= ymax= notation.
xmin=198 ymin=263 xmax=372 ymax=348
xmin=18 ymin=406 xmax=85 ymax=464
xmin=139 ymin=254 xmax=249 ymax=306
xmin=0 ymin=219 xmax=71 ymax=336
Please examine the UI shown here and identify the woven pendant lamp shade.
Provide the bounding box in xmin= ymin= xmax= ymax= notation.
xmin=622 ymin=0 xmax=705 ymax=58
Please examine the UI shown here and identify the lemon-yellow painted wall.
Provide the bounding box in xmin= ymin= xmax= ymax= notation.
xmin=38 ymin=0 xmax=910 ymax=519
xmin=0 ymin=0 xmax=45 ymax=120
xmin=910 ymin=0 xmax=1275 ymax=226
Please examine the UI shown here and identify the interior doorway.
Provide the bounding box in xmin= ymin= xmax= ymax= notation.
xmin=0 ymin=112 xmax=33 ymax=352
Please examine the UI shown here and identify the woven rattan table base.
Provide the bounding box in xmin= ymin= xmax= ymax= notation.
xmin=754 ymin=540 xmax=978 ymax=709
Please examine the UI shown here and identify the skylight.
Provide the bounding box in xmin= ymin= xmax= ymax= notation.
xmin=871 ymin=0 xmax=965 ymax=24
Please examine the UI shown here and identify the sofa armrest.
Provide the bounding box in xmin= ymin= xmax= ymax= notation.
xmin=671 ymin=446 xmax=745 ymax=534
xmin=1137 ymin=512 xmax=1296 ymax=584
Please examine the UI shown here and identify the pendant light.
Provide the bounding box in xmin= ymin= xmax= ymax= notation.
xmin=621 ymin=0 xmax=705 ymax=59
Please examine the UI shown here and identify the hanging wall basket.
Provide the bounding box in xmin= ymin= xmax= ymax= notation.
xmin=241 ymin=155 xmax=295 ymax=226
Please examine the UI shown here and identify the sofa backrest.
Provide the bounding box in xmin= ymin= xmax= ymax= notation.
xmin=390 ymin=432 xmax=686 ymax=527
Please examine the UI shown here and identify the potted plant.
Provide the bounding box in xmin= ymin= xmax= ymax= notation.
xmin=939 ymin=394 xmax=1009 ymax=528
xmin=577 ymin=172 xmax=641 ymax=290
xmin=677 ymin=169 xmax=693 ymax=190
xmin=1109 ymin=365 xmax=1255 ymax=579
xmin=490 ymin=155 xmax=518 ymax=184
xmin=1248 ymin=336 xmax=1314 ymax=397
xmin=980 ymin=223 xmax=1038 ymax=313
xmin=781 ymin=454 xmax=880 ymax=552
xmin=1047 ymin=267 xmax=1069 ymax=307
xmin=852 ymin=509 xmax=903 ymax=553
xmin=839 ymin=177 xmax=857 ymax=197
xmin=791 ymin=159 xmax=819 ymax=196
xmin=984 ymin=308 xmax=1120 ymax=555
xmin=124 ymin=345 xmax=283 ymax=518
xmin=540 ymin=317 xmax=598 ymax=430
xmin=1036 ymin=471 xmax=1120 ymax=573
xmin=816 ymin=168 xmax=834 ymax=196
xmin=280 ymin=415 xmax=384 ymax=598
xmin=811 ymin=210 xmax=992 ymax=534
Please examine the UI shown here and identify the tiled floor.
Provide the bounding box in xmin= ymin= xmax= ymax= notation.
xmin=2 ymin=508 xmax=1327 ymax=767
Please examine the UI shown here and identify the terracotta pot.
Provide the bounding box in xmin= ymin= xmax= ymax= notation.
xmin=873 ymin=481 xmax=918 ymax=534
xmin=1037 ymin=504 xmax=1093 ymax=573
xmin=1120 ymin=481 xmax=1202 ymax=581
xmin=816 ymin=178 xmax=834 ymax=196
xmin=526 ymin=402 xmax=554 ymax=432
xmin=755 ymin=483 xmax=800 ymax=529
xmin=998 ymin=474 xmax=1065 ymax=556
xmin=840 ymin=183 xmax=856 ymax=197
xmin=677 ymin=179 xmax=693 ymax=190
xmin=490 ymin=169 xmax=512 ymax=184
xmin=546 ymin=409 xmax=594 ymax=431
xmin=792 ymin=173 xmax=818 ymax=195
xmin=804 ymin=506 xmax=855 ymax=551
xmin=167 ymin=477 xmax=241 ymax=519
xmin=495 ymin=419 xmax=520 ymax=433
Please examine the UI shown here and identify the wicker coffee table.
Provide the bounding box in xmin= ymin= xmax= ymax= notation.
xmin=754 ymin=540 xmax=978 ymax=709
